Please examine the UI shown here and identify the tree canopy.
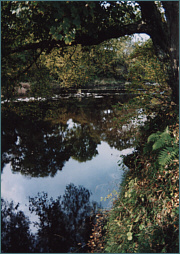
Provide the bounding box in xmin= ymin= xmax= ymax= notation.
xmin=1 ymin=1 xmax=179 ymax=103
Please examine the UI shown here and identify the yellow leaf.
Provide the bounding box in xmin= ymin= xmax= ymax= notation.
xmin=127 ymin=232 xmax=133 ymax=241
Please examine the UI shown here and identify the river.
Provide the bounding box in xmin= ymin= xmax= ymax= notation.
xmin=1 ymin=93 xmax=145 ymax=252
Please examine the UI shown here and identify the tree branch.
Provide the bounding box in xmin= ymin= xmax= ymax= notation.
xmin=7 ymin=20 xmax=150 ymax=55
xmin=14 ymin=49 xmax=43 ymax=82
xmin=8 ymin=40 xmax=64 ymax=55
xmin=75 ymin=20 xmax=150 ymax=46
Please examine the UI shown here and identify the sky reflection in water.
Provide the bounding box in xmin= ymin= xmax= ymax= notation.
xmin=1 ymin=140 xmax=133 ymax=211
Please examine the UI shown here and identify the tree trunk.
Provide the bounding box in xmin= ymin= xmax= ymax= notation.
xmin=162 ymin=1 xmax=179 ymax=104
xmin=139 ymin=1 xmax=179 ymax=104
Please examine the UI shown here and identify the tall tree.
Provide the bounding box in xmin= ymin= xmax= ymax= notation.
xmin=2 ymin=1 xmax=179 ymax=103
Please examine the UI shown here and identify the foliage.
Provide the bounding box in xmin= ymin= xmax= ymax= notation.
xmin=127 ymin=39 xmax=169 ymax=86
xmin=1 ymin=199 xmax=33 ymax=253
xmin=38 ymin=36 xmax=132 ymax=89
xmin=1 ymin=1 xmax=135 ymax=98
xmin=1 ymin=1 xmax=179 ymax=103
xmin=2 ymin=1 xmax=137 ymax=54
xmin=29 ymin=184 xmax=95 ymax=252
xmin=104 ymin=104 xmax=179 ymax=253
xmin=144 ymin=126 xmax=179 ymax=167
xmin=6 ymin=36 xmax=132 ymax=95
xmin=109 ymin=37 xmax=173 ymax=134
xmin=126 ymin=39 xmax=170 ymax=107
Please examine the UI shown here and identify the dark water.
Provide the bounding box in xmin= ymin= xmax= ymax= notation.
xmin=1 ymin=94 xmax=141 ymax=252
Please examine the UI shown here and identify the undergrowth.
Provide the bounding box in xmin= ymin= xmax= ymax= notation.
xmin=103 ymin=104 xmax=179 ymax=253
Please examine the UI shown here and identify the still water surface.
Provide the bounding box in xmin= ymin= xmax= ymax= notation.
xmin=1 ymin=94 xmax=140 ymax=252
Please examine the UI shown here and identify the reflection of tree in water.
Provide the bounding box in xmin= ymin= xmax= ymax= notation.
xmin=2 ymin=114 xmax=71 ymax=177
xmin=70 ymin=124 xmax=100 ymax=162
xmin=1 ymin=110 xmax=99 ymax=176
xmin=1 ymin=184 xmax=99 ymax=253
xmin=2 ymin=95 xmax=137 ymax=176
xmin=1 ymin=199 xmax=33 ymax=253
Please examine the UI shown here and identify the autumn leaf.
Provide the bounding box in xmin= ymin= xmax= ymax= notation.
xmin=127 ymin=232 xmax=133 ymax=240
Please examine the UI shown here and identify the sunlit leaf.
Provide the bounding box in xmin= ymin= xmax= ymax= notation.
xmin=127 ymin=232 xmax=133 ymax=240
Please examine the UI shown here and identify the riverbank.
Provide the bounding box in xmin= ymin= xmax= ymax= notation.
xmin=88 ymin=103 xmax=179 ymax=253
xmin=104 ymin=103 xmax=179 ymax=253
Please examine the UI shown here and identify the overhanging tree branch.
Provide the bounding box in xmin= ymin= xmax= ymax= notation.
xmin=7 ymin=20 xmax=150 ymax=55
xmin=75 ymin=20 xmax=150 ymax=46
xmin=5 ymin=40 xmax=63 ymax=56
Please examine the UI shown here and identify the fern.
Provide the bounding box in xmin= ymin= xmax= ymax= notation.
xmin=147 ymin=131 xmax=161 ymax=143
xmin=158 ymin=146 xmax=179 ymax=166
xmin=143 ymin=141 xmax=153 ymax=154
xmin=147 ymin=127 xmax=172 ymax=151
xmin=146 ymin=126 xmax=179 ymax=167
xmin=147 ymin=126 xmax=170 ymax=142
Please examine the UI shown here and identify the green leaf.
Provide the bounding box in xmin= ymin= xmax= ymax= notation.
xmin=50 ymin=26 xmax=56 ymax=35
xmin=139 ymin=224 xmax=144 ymax=230
xmin=135 ymin=215 xmax=140 ymax=222
xmin=64 ymin=36 xmax=72 ymax=45
xmin=55 ymin=34 xmax=63 ymax=41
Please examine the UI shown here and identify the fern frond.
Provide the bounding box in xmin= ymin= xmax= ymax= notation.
xmin=146 ymin=126 xmax=179 ymax=167
xmin=158 ymin=146 xmax=179 ymax=166
xmin=143 ymin=142 xmax=153 ymax=154
xmin=152 ymin=134 xmax=172 ymax=150
xmin=147 ymin=132 xmax=161 ymax=143
xmin=147 ymin=127 xmax=169 ymax=143
xmin=148 ymin=126 xmax=172 ymax=151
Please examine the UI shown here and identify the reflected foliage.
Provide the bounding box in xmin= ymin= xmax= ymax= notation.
xmin=2 ymin=95 xmax=137 ymax=176
xmin=1 ymin=184 xmax=99 ymax=253
xmin=70 ymin=124 xmax=99 ymax=162
xmin=1 ymin=199 xmax=33 ymax=253
xmin=29 ymin=184 xmax=97 ymax=252
xmin=1 ymin=110 xmax=71 ymax=176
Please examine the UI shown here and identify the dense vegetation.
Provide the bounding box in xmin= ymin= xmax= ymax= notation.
xmin=103 ymin=105 xmax=179 ymax=253
xmin=1 ymin=1 xmax=179 ymax=253
xmin=17 ymin=37 xmax=133 ymax=94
